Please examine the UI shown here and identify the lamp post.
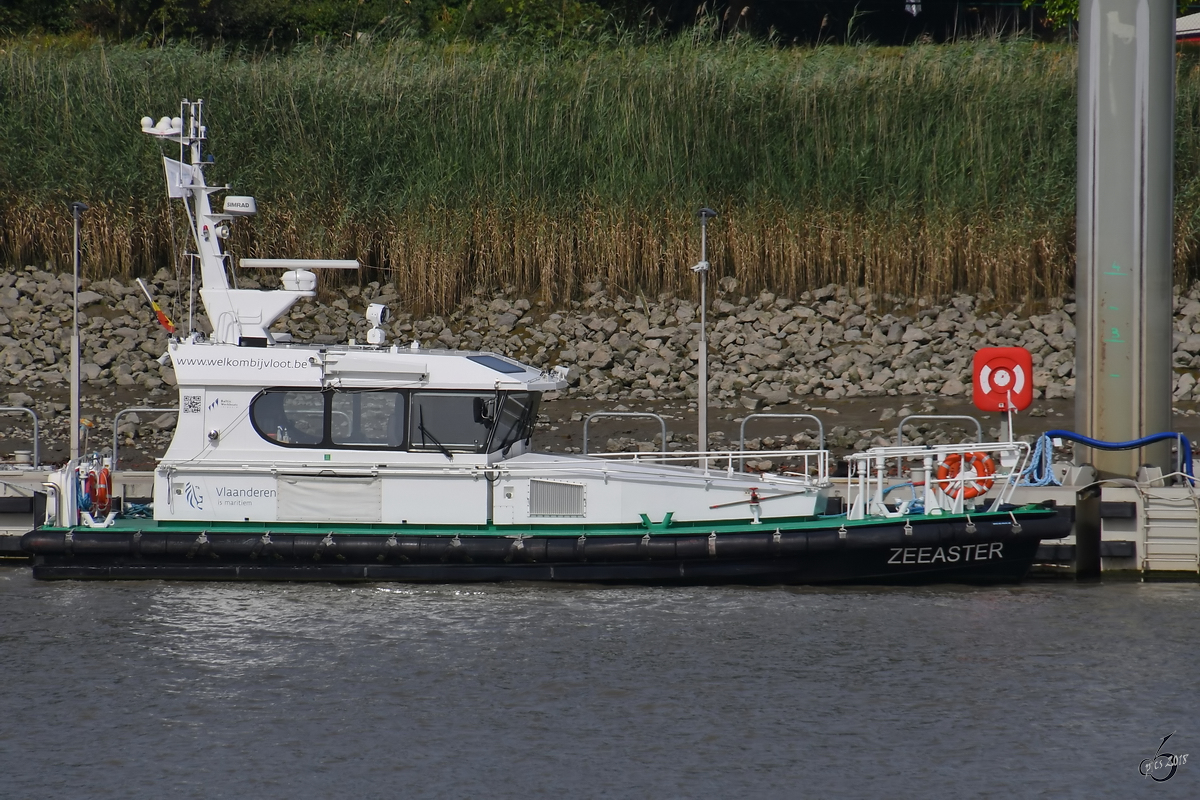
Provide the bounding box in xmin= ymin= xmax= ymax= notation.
xmin=70 ymin=201 xmax=88 ymax=463
xmin=691 ymin=208 xmax=718 ymax=464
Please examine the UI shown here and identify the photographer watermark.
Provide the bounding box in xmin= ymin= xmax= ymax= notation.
xmin=1139 ymin=732 xmax=1188 ymax=782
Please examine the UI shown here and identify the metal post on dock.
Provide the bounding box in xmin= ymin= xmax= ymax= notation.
xmin=692 ymin=208 xmax=717 ymax=465
xmin=1075 ymin=0 xmax=1174 ymax=578
xmin=1075 ymin=0 xmax=1174 ymax=480
xmin=70 ymin=201 xmax=88 ymax=463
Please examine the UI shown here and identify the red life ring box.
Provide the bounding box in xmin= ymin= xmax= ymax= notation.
xmin=972 ymin=347 xmax=1033 ymax=412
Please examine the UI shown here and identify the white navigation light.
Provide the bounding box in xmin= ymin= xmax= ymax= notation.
xmin=366 ymin=303 xmax=391 ymax=346
xmin=223 ymin=196 xmax=257 ymax=216
xmin=140 ymin=116 xmax=154 ymax=131
xmin=280 ymin=269 xmax=317 ymax=292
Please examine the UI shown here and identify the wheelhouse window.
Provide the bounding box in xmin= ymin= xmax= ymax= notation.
xmin=408 ymin=391 xmax=539 ymax=455
xmin=252 ymin=388 xmax=405 ymax=450
xmin=409 ymin=392 xmax=495 ymax=454
xmin=251 ymin=389 xmax=324 ymax=445
xmin=251 ymin=388 xmax=537 ymax=453
xmin=332 ymin=391 xmax=405 ymax=448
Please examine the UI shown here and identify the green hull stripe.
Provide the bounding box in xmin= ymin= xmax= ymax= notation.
xmin=43 ymin=506 xmax=1054 ymax=537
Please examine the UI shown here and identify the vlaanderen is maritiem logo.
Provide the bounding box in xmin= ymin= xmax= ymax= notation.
xmin=1140 ymin=732 xmax=1188 ymax=782
xmin=184 ymin=482 xmax=204 ymax=511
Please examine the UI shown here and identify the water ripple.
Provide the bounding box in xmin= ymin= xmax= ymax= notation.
xmin=0 ymin=571 xmax=1197 ymax=798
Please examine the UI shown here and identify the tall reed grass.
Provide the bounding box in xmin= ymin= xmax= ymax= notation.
xmin=0 ymin=38 xmax=1182 ymax=311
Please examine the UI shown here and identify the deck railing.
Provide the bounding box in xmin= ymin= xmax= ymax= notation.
xmin=156 ymin=447 xmax=832 ymax=485
xmin=589 ymin=448 xmax=830 ymax=483
xmin=846 ymin=442 xmax=1031 ymax=519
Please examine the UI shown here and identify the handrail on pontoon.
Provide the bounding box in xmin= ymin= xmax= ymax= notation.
xmin=0 ymin=407 xmax=40 ymax=468
xmin=112 ymin=407 xmax=177 ymax=471
xmin=582 ymin=412 xmax=668 ymax=456
xmin=738 ymin=413 xmax=825 ymax=470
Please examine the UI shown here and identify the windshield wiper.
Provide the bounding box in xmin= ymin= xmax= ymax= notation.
xmin=418 ymin=407 xmax=454 ymax=460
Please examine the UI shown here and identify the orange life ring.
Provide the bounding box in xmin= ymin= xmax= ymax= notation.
xmin=94 ymin=467 xmax=112 ymax=515
xmin=82 ymin=470 xmax=96 ymax=506
xmin=935 ymin=452 xmax=996 ymax=499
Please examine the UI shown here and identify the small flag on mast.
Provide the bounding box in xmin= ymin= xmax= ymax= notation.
xmin=136 ymin=278 xmax=176 ymax=334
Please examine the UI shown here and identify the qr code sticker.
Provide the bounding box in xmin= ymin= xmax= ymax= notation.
xmin=183 ymin=395 xmax=202 ymax=414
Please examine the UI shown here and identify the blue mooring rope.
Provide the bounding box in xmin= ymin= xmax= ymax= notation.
xmin=76 ymin=475 xmax=92 ymax=512
xmin=1041 ymin=429 xmax=1195 ymax=482
xmin=881 ymin=481 xmax=924 ymax=513
xmin=123 ymin=502 xmax=153 ymax=519
xmin=1018 ymin=434 xmax=1061 ymax=487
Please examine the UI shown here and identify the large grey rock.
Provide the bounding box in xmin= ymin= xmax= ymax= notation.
xmin=150 ymin=413 xmax=177 ymax=431
xmin=939 ymin=378 xmax=966 ymax=396
xmin=588 ymin=347 xmax=614 ymax=369
xmin=643 ymin=357 xmax=670 ymax=376
xmin=92 ymin=349 xmax=117 ymax=367
xmin=740 ymin=393 xmax=765 ymax=411
xmin=762 ymin=388 xmax=791 ymax=406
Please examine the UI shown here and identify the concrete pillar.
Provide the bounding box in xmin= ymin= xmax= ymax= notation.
xmin=1075 ymin=0 xmax=1175 ymax=478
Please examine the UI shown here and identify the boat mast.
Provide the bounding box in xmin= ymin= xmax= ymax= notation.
xmin=178 ymin=100 xmax=232 ymax=293
xmin=142 ymin=98 xmax=348 ymax=344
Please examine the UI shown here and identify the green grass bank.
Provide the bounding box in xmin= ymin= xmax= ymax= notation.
xmin=1 ymin=38 xmax=1197 ymax=311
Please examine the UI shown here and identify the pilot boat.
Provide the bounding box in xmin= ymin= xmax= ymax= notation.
xmin=22 ymin=100 xmax=1069 ymax=583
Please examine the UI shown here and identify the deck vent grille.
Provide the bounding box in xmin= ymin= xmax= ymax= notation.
xmin=529 ymin=480 xmax=586 ymax=517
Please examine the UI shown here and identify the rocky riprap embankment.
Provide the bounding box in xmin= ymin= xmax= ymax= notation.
xmin=6 ymin=266 xmax=1200 ymax=458
xmin=278 ymin=275 xmax=1084 ymax=407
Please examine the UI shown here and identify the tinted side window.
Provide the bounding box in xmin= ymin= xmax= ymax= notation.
xmin=332 ymin=391 xmax=406 ymax=448
xmin=409 ymin=392 xmax=493 ymax=453
xmin=251 ymin=390 xmax=325 ymax=445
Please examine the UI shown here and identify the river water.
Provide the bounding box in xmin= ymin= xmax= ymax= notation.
xmin=0 ymin=569 xmax=1196 ymax=798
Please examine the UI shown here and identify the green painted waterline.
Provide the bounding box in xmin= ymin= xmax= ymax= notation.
xmin=43 ymin=505 xmax=1054 ymax=538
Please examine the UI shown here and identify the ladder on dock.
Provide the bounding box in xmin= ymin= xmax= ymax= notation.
xmin=1141 ymin=492 xmax=1200 ymax=573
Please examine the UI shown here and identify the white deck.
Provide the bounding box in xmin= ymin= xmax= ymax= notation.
xmin=154 ymin=450 xmax=826 ymax=527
